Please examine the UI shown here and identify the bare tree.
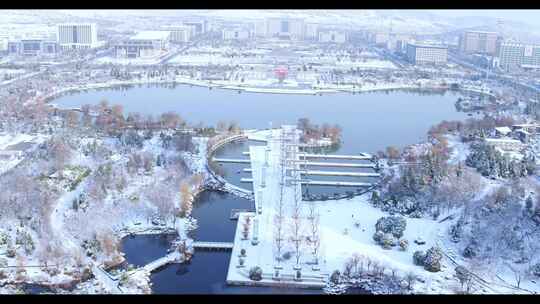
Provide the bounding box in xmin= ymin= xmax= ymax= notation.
xmin=216 ymin=121 xmax=227 ymax=133
xmin=273 ymin=183 xmax=285 ymax=266
xmin=147 ymin=183 xmax=175 ymax=225
xmin=31 ymin=99 xmax=50 ymax=126
xmin=179 ymin=182 xmax=193 ymax=217
xmin=190 ymin=174 xmax=204 ymax=189
xmin=506 ymin=262 xmax=525 ymax=289
xmin=390 ymin=267 xmax=398 ymax=279
xmin=307 ymin=200 xmax=321 ymax=265
xmin=386 ymin=146 xmax=401 ymax=160
xmin=142 ymin=152 xmax=154 ymax=173
xmin=160 ymin=112 xmax=183 ymax=129
xmin=289 ymin=183 xmax=304 ymax=268
xmin=66 ymin=111 xmax=80 ymax=129
xmin=111 ymin=104 xmax=124 ymax=119
xmin=49 ymin=136 xmax=72 ymax=175
xmin=405 ymin=271 xmax=417 ymax=290
xmin=227 ymin=121 xmax=240 ymax=134
xmin=371 ymin=261 xmax=380 ymax=277
xmin=273 ymin=213 xmax=284 ymax=265
xmin=98 ymin=231 xmax=119 ymax=261
xmin=37 ymin=241 xmax=54 ymax=268
xmin=455 ymin=266 xmax=474 ymax=294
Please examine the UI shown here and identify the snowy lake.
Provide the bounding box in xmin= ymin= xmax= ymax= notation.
xmin=53 ymin=84 xmax=474 ymax=196
xmin=52 ymin=84 xmax=472 ymax=155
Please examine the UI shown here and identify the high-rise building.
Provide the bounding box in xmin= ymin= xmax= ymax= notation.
xmin=57 ymin=23 xmax=98 ymax=50
xmin=163 ymin=26 xmax=193 ymax=43
xmin=318 ymin=30 xmax=347 ymax=44
xmin=183 ymin=21 xmax=207 ymax=36
xmin=370 ymin=32 xmax=390 ymax=46
xmin=406 ymin=43 xmax=448 ymax=65
xmin=0 ymin=37 xmax=8 ymax=54
xmin=459 ymin=31 xmax=499 ymax=55
xmin=387 ymin=34 xmax=414 ymax=53
xmin=498 ymin=42 xmax=540 ymax=70
xmin=304 ymin=23 xmax=319 ymax=41
xmin=254 ymin=21 xmax=266 ymax=38
xmin=265 ymin=18 xmax=305 ymax=40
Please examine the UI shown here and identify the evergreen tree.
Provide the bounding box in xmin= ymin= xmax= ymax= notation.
xmin=456 ymin=162 xmax=463 ymax=178
xmin=370 ymin=191 xmax=380 ymax=205
xmin=526 ymin=195 xmax=534 ymax=214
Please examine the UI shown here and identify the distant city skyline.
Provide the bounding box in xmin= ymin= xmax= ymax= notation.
xmin=431 ymin=10 xmax=540 ymax=28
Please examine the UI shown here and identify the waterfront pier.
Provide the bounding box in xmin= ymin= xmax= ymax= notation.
xmin=225 ymin=126 xmax=379 ymax=288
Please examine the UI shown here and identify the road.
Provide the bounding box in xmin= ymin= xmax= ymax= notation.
xmin=370 ymin=45 xmax=408 ymax=69
xmin=161 ymin=32 xmax=215 ymax=65
xmin=448 ymin=52 xmax=540 ymax=95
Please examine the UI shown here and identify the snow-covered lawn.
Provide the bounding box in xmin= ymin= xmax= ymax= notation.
xmin=446 ymin=135 xmax=470 ymax=165
xmin=317 ymin=196 xmax=444 ymax=278
xmin=0 ymin=133 xmax=47 ymax=175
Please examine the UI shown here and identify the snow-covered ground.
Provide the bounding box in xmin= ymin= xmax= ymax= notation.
xmin=0 ymin=132 xmax=47 ymax=176
xmin=226 ymin=128 xmax=451 ymax=292
xmin=0 ymin=71 xmax=42 ymax=87
xmin=0 ymin=127 xmax=206 ymax=294
xmin=446 ymin=135 xmax=470 ymax=165
xmin=93 ymin=53 xmax=167 ymax=66
xmin=224 ymin=127 xmax=540 ymax=294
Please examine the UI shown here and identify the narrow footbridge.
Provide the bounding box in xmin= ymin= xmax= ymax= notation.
xmin=300 ymin=170 xmax=380 ymax=177
xmin=243 ymin=168 xmax=380 ymax=177
xmin=142 ymin=252 xmax=180 ymax=273
xmin=242 ymin=152 xmax=372 ymax=161
xmin=299 ymin=161 xmax=376 ymax=168
xmin=193 ymin=241 xmax=234 ymax=251
xmin=299 ymin=153 xmax=372 ymax=160
xmin=241 ymin=177 xmax=374 ymax=187
xmin=213 ymin=158 xmax=251 ymax=163
xmin=213 ymin=158 xmax=376 ymax=168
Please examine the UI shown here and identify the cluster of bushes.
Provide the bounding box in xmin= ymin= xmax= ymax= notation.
xmin=372 ymin=216 xmax=408 ymax=251
xmin=249 ymin=266 xmax=263 ymax=281
xmin=413 ymin=247 xmax=443 ymax=272
xmin=371 ymin=191 xmax=424 ymax=217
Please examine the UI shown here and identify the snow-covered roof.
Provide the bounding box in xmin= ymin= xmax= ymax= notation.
xmin=516 ymin=129 xmax=531 ymax=135
xmin=501 ymin=42 xmax=540 ymax=48
xmin=57 ymin=23 xmax=96 ymax=27
xmin=484 ymin=137 xmax=522 ymax=144
xmin=407 ymin=42 xmax=447 ymax=49
xmin=495 ymin=126 xmax=512 ymax=135
xmin=130 ymin=31 xmax=170 ymax=41
xmin=466 ymin=30 xmax=498 ymax=35
xmin=161 ymin=25 xmax=192 ymax=31
xmin=513 ymin=123 xmax=540 ymax=128
xmin=496 ymin=148 xmax=524 ymax=160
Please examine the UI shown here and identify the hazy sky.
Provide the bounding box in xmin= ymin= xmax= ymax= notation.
xmin=431 ymin=10 xmax=540 ymax=27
